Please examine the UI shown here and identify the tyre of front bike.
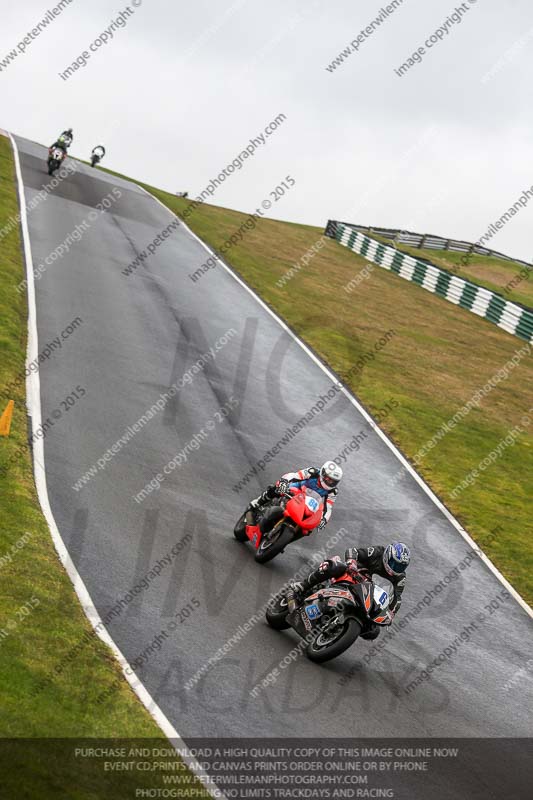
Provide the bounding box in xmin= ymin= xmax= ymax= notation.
xmin=233 ymin=512 xmax=248 ymax=542
xmin=254 ymin=526 xmax=293 ymax=564
xmin=306 ymin=618 xmax=361 ymax=663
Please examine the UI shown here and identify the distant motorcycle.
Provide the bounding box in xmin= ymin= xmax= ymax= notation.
xmin=266 ymin=569 xmax=393 ymax=663
xmin=90 ymin=145 xmax=106 ymax=168
xmin=47 ymin=146 xmax=66 ymax=176
xmin=234 ymin=486 xmax=324 ymax=564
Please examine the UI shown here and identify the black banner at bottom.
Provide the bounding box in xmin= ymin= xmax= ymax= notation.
xmin=2 ymin=738 xmax=531 ymax=800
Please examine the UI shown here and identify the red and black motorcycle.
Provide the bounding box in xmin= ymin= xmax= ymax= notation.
xmin=265 ymin=568 xmax=393 ymax=663
xmin=47 ymin=146 xmax=66 ymax=176
xmin=233 ymin=486 xmax=324 ymax=564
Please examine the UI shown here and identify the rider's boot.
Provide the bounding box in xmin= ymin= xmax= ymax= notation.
xmin=246 ymin=485 xmax=277 ymax=513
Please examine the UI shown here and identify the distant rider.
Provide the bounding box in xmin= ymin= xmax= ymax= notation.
xmin=92 ymin=145 xmax=106 ymax=159
xmin=291 ymin=543 xmax=410 ymax=639
xmin=247 ymin=461 xmax=343 ymax=530
xmin=51 ymin=128 xmax=74 ymax=153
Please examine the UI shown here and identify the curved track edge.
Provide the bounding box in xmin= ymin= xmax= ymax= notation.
xmin=8 ymin=133 xmax=226 ymax=800
xmin=138 ymin=182 xmax=533 ymax=621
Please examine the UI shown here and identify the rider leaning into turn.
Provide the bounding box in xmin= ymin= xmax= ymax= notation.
xmin=247 ymin=461 xmax=343 ymax=531
xmin=292 ymin=543 xmax=411 ymax=639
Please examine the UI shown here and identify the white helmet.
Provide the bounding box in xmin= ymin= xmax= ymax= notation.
xmin=319 ymin=461 xmax=343 ymax=490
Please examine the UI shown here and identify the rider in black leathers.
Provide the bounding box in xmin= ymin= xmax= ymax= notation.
xmin=292 ymin=543 xmax=410 ymax=640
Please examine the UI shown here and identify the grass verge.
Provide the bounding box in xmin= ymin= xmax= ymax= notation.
xmin=0 ymin=137 xmax=209 ymax=798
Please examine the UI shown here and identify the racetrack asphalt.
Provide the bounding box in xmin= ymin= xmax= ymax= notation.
xmin=12 ymin=135 xmax=533 ymax=776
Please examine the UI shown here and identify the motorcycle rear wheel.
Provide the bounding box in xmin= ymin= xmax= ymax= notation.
xmin=306 ymin=618 xmax=361 ymax=663
xmin=233 ymin=512 xmax=248 ymax=542
xmin=254 ymin=526 xmax=293 ymax=564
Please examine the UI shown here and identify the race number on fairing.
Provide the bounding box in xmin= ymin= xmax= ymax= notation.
xmin=305 ymin=496 xmax=319 ymax=512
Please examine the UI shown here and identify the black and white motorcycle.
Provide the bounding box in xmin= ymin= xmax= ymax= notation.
xmin=266 ymin=568 xmax=393 ymax=663
xmin=90 ymin=146 xmax=106 ymax=168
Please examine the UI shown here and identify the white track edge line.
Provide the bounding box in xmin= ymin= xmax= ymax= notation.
xmin=137 ymin=183 xmax=533 ymax=622
xmin=8 ymin=133 xmax=226 ymax=800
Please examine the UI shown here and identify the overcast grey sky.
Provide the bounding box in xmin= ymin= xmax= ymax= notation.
xmin=2 ymin=0 xmax=532 ymax=261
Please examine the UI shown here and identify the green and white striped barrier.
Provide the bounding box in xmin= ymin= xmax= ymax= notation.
xmin=326 ymin=221 xmax=533 ymax=343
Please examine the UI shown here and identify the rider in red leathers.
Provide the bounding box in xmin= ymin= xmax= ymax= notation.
xmin=247 ymin=461 xmax=343 ymax=531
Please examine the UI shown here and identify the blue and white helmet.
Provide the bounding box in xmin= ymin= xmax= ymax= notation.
xmin=383 ymin=542 xmax=410 ymax=577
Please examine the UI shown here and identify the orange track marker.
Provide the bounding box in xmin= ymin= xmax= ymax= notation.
xmin=0 ymin=400 xmax=14 ymax=436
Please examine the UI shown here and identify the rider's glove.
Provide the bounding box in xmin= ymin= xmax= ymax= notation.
xmin=276 ymin=478 xmax=290 ymax=495
xmin=318 ymin=518 xmax=326 ymax=530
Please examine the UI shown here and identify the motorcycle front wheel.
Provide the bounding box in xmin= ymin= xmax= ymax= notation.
xmin=254 ymin=525 xmax=293 ymax=564
xmin=306 ymin=618 xmax=361 ymax=663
